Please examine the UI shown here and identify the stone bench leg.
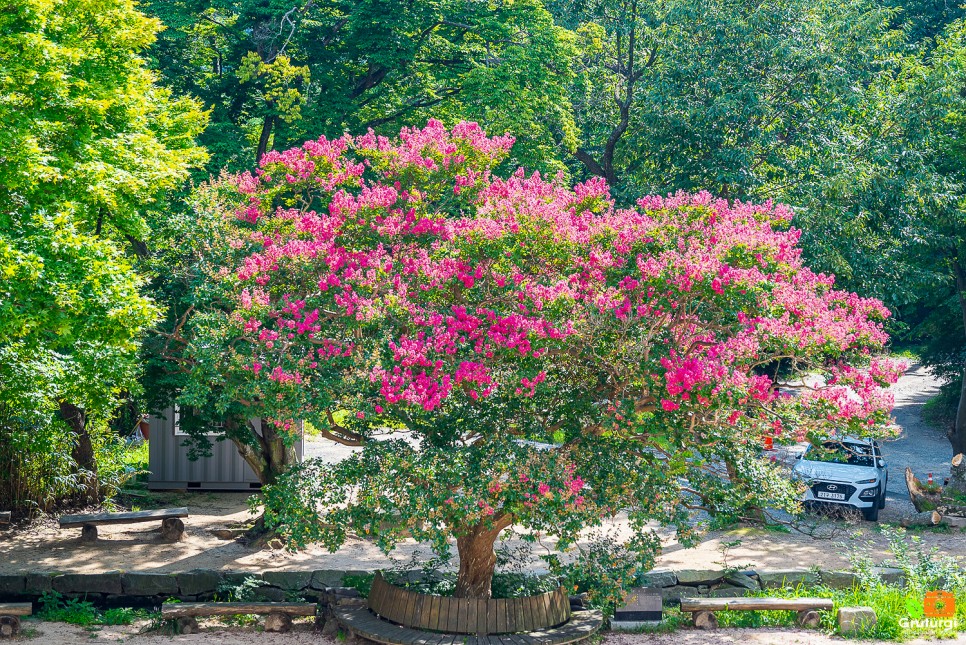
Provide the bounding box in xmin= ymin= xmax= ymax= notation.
xmin=160 ymin=518 xmax=185 ymax=542
xmin=796 ymin=609 xmax=821 ymax=628
xmin=0 ymin=616 xmax=20 ymax=638
xmin=692 ymin=611 xmax=718 ymax=629
xmin=80 ymin=524 xmax=98 ymax=542
xmin=175 ymin=617 xmax=199 ymax=634
xmin=264 ymin=612 xmax=293 ymax=633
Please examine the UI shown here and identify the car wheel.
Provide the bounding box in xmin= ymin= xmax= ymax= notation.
xmin=863 ymin=504 xmax=879 ymax=522
xmin=878 ymin=489 xmax=886 ymax=510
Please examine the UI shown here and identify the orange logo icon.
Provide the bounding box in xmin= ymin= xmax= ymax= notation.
xmin=924 ymin=590 xmax=956 ymax=618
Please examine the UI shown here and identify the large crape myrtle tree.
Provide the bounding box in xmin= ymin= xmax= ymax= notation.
xmin=188 ymin=121 xmax=901 ymax=599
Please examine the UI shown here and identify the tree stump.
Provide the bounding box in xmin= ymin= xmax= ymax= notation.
xmin=264 ymin=612 xmax=293 ymax=633
xmin=950 ymin=454 xmax=965 ymax=496
xmin=692 ymin=611 xmax=718 ymax=630
xmin=0 ymin=616 xmax=20 ymax=638
xmin=80 ymin=524 xmax=98 ymax=543
xmin=796 ymin=609 xmax=821 ymax=628
xmin=161 ymin=518 xmax=185 ymax=542
xmin=177 ymin=617 xmax=199 ymax=634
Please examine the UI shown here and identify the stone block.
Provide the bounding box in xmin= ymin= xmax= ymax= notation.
xmin=820 ymin=570 xmax=859 ymax=590
xmin=758 ymin=569 xmax=819 ymax=590
xmin=724 ymin=572 xmax=760 ymax=591
xmin=176 ymin=569 xmax=223 ymax=596
xmin=675 ymin=569 xmax=725 ymax=586
xmin=660 ymin=585 xmax=701 ymax=603
xmin=24 ymin=573 xmax=57 ymax=594
xmin=52 ymin=572 xmax=123 ymax=595
xmin=837 ymin=606 xmax=877 ymax=634
xmin=122 ymin=572 xmax=179 ymax=596
xmin=0 ymin=575 xmax=24 ymax=595
xmin=641 ymin=569 xmax=677 ymax=588
xmin=310 ymin=570 xmax=346 ymax=590
xmin=253 ymin=586 xmax=288 ymax=602
xmin=872 ymin=567 xmax=905 ymax=587
xmin=263 ymin=570 xmax=313 ymax=591
xmin=708 ymin=585 xmax=750 ymax=598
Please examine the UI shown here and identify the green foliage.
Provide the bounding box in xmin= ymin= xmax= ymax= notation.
xmin=214 ymin=575 xmax=269 ymax=602
xmin=0 ymin=0 xmax=207 ymax=508
xmin=142 ymin=0 xmax=576 ymax=174
xmin=37 ymin=592 xmax=154 ymax=627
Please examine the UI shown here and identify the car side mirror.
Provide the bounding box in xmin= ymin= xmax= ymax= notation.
xmin=877 ymin=459 xmax=886 ymax=468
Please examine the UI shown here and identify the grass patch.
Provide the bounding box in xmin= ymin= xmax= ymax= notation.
xmin=36 ymin=592 xmax=155 ymax=627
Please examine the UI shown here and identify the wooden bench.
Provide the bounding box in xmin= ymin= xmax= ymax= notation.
xmin=680 ymin=597 xmax=834 ymax=630
xmin=0 ymin=603 xmax=31 ymax=638
xmin=59 ymin=507 xmax=188 ymax=542
xmin=161 ymin=601 xmax=317 ymax=634
xmin=333 ymin=573 xmax=603 ymax=645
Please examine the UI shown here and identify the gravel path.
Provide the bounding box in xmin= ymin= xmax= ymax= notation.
xmin=21 ymin=621 xmax=966 ymax=644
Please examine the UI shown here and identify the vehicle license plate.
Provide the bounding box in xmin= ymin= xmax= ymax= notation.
xmin=817 ymin=491 xmax=846 ymax=501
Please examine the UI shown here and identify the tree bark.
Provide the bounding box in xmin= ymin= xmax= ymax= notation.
xmin=256 ymin=113 xmax=276 ymax=164
xmin=950 ymin=453 xmax=966 ymax=496
xmin=58 ymin=400 xmax=99 ymax=502
xmin=454 ymin=516 xmax=513 ymax=599
xmin=231 ymin=418 xmax=298 ymax=487
xmin=951 ymin=258 xmax=966 ymax=456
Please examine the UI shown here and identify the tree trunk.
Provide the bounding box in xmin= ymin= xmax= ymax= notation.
xmin=950 ymin=258 xmax=966 ymax=456
xmin=231 ymin=418 xmax=298 ymax=487
xmin=256 ymin=113 xmax=276 ymax=164
xmin=950 ymin=454 xmax=966 ymax=496
xmin=58 ymin=400 xmax=99 ymax=502
xmin=454 ymin=516 xmax=513 ymax=599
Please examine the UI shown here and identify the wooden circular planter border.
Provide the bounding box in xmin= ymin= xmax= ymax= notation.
xmin=367 ymin=572 xmax=571 ymax=635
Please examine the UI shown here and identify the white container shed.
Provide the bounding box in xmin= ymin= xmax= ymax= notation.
xmin=147 ymin=407 xmax=303 ymax=491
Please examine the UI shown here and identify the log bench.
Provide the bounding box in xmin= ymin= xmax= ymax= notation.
xmin=160 ymin=601 xmax=317 ymax=634
xmin=59 ymin=507 xmax=188 ymax=542
xmin=333 ymin=573 xmax=603 ymax=645
xmin=0 ymin=603 xmax=32 ymax=638
xmin=680 ymin=597 xmax=834 ymax=630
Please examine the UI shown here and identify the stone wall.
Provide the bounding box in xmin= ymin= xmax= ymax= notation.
xmin=0 ymin=566 xmax=908 ymax=607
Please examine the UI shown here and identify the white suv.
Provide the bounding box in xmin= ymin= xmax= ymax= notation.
xmin=792 ymin=438 xmax=888 ymax=521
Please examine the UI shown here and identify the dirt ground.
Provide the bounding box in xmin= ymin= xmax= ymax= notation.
xmin=1 ymin=364 xmax=964 ymax=576
xmin=14 ymin=621 xmax=966 ymax=645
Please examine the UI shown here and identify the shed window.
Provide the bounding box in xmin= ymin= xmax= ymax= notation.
xmin=173 ymin=405 xmax=225 ymax=436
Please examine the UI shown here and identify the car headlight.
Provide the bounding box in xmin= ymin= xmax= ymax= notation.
xmin=859 ymin=486 xmax=879 ymax=498
xmin=856 ymin=478 xmax=877 ymax=484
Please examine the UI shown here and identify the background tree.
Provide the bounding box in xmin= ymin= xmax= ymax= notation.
xmin=187 ymin=122 xmax=899 ymax=598
xmin=0 ymin=0 xmax=207 ymax=506
xmin=553 ymin=0 xmax=900 ymax=202
xmin=143 ymin=0 xmax=577 ymax=174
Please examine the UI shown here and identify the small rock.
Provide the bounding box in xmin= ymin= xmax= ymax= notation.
xmin=264 ymin=612 xmax=293 ymax=633
xmin=838 ymin=606 xmax=877 ymax=634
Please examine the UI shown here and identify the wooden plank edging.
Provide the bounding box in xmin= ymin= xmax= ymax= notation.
xmin=160 ymin=602 xmax=316 ymax=619
xmin=680 ymin=597 xmax=834 ymax=612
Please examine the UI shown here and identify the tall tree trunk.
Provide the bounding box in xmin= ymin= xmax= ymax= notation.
xmin=951 ymin=258 xmax=966 ymax=456
xmin=231 ymin=417 xmax=298 ymax=486
xmin=58 ymin=400 xmax=99 ymax=502
xmin=256 ymin=113 xmax=276 ymax=164
xmin=454 ymin=516 xmax=513 ymax=599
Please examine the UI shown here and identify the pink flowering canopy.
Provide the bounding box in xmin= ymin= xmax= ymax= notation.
xmin=185 ymin=120 xmax=901 ymax=598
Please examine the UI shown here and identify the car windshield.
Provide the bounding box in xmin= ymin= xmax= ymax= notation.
xmin=805 ymin=441 xmax=875 ymax=467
